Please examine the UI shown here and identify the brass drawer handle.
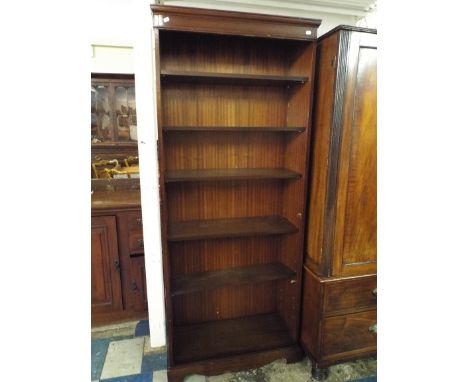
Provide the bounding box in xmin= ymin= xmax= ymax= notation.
xmin=137 ymin=238 xmax=144 ymax=248
xmin=372 ymin=288 xmax=377 ymax=296
xmin=369 ymin=324 xmax=377 ymax=334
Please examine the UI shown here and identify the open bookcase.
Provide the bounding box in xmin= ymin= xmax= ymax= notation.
xmin=152 ymin=5 xmax=321 ymax=381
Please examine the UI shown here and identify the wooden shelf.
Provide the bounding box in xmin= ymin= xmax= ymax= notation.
xmin=163 ymin=126 xmax=305 ymax=132
xmin=168 ymin=216 xmax=298 ymax=242
xmin=173 ymin=313 xmax=294 ymax=364
xmin=172 ymin=263 xmax=295 ymax=297
xmin=161 ymin=70 xmax=308 ymax=85
xmin=165 ymin=168 xmax=301 ymax=183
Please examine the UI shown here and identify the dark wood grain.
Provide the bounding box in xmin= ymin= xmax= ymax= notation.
xmin=318 ymin=25 xmax=376 ymax=42
xmin=170 ymin=237 xmax=279 ymax=276
xmin=172 ymin=283 xmax=278 ymax=326
xmin=304 ymin=28 xmax=377 ymax=280
xmin=300 ymin=269 xmax=377 ymax=371
xmin=161 ymin=69 xmax=308 ymax=85
xmin=163 ymin=126 xmax=305 ymax=132
xmin=172 ymin=263 xmax=295 ymax=296
xmin=115 ymin=210 xmax=148 ymax=316
xmin=323 ymin=275 xmax=376 ymax=316
xmin=300 ymin=266 xmax=323 ymax=361
xmin=305 ymin=31 xmax=339 ymax=276
xmin=277 ymin=40 xmax=317 ymax=340
xmin=322 ymin=310 xmax=376 ymax=356
xmin=173 ymin=313 xmax=294 ymax=364
xmin=91 ymin=216 xmax=123 ymax=314
xmin=91 ymin=190 xmax=141 ymax=210
xmin=159 ymin=30 xmax=314 ymax=78
xmin=164 ymin=132 xmax=285 ymax=171
xmin=154 ymin=27 xmax=176 ymax=366
xmin=152 ymin=9 xmax=320 ymax=378
xmin=152 ymin=5 xmax=320 ymax=40
xmin=162 ymin=84 xmax=288 ymax=128
xmin=170 ymin=236 xmax=280 ymax=325
xmin=168 ymin=216 xmax=298 ymax=242
xmin=91 ymin=205 xmax=149 ymax=327
xmin=129 ymin=255 xmax=148 ymax=311
xmin=334 ymin=32 xmax=377 ymax=276
xmin=165 ymin=168 xmax=301 ymax=183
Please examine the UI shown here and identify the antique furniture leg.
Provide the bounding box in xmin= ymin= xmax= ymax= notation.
xmin=311 ymin=362 xmax=329 ymax=380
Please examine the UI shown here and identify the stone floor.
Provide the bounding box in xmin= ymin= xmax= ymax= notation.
xmin=91 ymin=320 xmax=377 ymax=382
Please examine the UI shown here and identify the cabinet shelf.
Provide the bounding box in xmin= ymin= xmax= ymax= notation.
xmin=173 ymin=313 xmax=294 ymax=364
xmin=161 ymin=70 xmax=308 ymax=85
xmin=165 ymin=168 xmax=301 ymax=183
xmin=163 ymin=126 xmax=305 ymax=132
xmin=168 ymin=216 xmax=298 ymax=242
xmin=172 ymin=263 xmax=295 ymax=297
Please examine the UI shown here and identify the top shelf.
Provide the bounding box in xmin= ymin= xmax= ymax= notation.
xmin=160 ymin=70 xmax=308 ymax=85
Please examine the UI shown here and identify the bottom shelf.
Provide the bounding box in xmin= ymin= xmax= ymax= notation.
xmin=173 ymin=313 xmax=294 ymax=364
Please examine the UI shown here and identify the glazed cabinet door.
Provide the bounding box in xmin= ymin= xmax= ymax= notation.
xmin=333 ymin=32 xmax=377 ymax=276
xmin=91 ymin=216 xmax=123 ymax=313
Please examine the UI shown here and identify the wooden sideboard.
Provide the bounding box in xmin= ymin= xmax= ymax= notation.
xmin=300 ymin=25 xmax=377 ymax=379
xmin=91 ymin=183 xmax=148 ymax=326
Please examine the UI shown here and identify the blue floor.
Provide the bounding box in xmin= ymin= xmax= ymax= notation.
xmin=91 ymin=320 xmax=167 ymax=381
xmin=92 ymin=319 xmax=376 ymax=381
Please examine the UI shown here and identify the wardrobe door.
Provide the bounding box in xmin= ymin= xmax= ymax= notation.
xmin=333 ymin=32 xmax=377 ymax=276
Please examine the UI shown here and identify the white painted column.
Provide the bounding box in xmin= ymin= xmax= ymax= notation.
xmin=133 ymin=0 xmax=166 ymax=347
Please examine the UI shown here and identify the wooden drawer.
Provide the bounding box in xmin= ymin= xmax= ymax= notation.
xmin=129 ymin=232 xmax=145 ymax=255
xmin=322 ymin=310 xmax=377 ymax=356
xmin=323 ymin=275 xmax=376 ymax=315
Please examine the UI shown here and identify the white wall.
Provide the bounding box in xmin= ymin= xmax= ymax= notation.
xmin=90 ymin=0 xmax=375 ymax=348
xmin=90 ymin=0 xmax=167 ymax=348
xmin=91 ymin=45 xmax=134 ymax=74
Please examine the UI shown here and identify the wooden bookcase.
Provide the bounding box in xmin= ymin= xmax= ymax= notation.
xmin=152 ymin=5 xmax=320 ymax=381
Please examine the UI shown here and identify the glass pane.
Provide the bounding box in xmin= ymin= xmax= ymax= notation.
xmin=91 ymin=86 xmax=97 ymax=113
xmin=127 ymin=87 xmax=138 ymax=141
xmin=91 ymin=86 xmax=97 ymax=139
xmin=93 ymin=85 xmax=111 ymax=142
xmin=115 ymin=86 xmax=130 ymax=141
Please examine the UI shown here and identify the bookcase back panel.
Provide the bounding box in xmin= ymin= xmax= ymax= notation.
xmin=172 ymin=282 xmax=277 ymax=325
xmin=170 ymin=237 xmax=280 ymax=276
xmin=160 ymin=31 xmax=312 ymax=77
xmin=162 ymin=83 xmax=288 ymax=127
xmin=164 ymin=132 xmax=285 ymax=170
xmin=167 ymin=181 xmax=283 ymax=221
